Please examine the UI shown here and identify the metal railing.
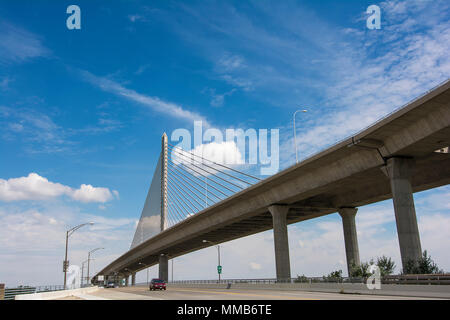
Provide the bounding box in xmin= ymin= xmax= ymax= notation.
xmin=169 ymin=274 xmax=450 ymax=286
xmin=383 ymin=274 xmax=450 ymax=285
xmin=169 ymin=277 xmax=367 ymax=284
xmin=2 ymin=285 xmax=65 ymax=301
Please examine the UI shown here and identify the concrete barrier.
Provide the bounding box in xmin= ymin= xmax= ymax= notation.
xmin=15 ymin=286 xmax=102 ymax=300
xmin=168 ymin=282 xmax=450 ymax=299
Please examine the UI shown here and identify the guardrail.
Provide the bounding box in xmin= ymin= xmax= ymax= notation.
xmin=170 ymin=277 xmax=365 ymax=284
xmin=2 ymin=285 xmax=65 ymax=301
xmin=383 ymin=274 xmax=450 ymax=285
xmin=169 ymin=274 xmax=450 ymax=286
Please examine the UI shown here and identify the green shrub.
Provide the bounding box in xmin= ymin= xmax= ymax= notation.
xmin=403 ymin=250 xmax=444 ymax=274
xmin=376 ymin=255 xmax=396 ymax=276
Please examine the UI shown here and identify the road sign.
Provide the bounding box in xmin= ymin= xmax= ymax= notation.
xmin=217 ymin=265 xmax=222 ymax=274
xmin=63 ymin=260 xmax=69 ymax=272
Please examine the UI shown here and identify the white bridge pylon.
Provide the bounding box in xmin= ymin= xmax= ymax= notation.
xmin=130 ymin=133 xmax=261 ymax=250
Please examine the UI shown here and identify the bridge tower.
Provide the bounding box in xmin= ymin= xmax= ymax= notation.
xmin=385 ymin=157 xmax=422 ymax=272
xmin=159 ymin=133 xmax=169 ymax=282
xmin=161 ymin=132 xmax=168 ymax=232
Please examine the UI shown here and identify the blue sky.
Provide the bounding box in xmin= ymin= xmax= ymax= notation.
xmin=0 ymin=0 xmax=449 ymax=286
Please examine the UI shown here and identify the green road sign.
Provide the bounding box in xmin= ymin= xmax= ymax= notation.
xmin=217 ymin=265 xmax=222 ymax=274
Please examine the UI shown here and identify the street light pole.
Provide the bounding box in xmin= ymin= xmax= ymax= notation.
xmin=64 ymin=231 xmax=69 ymax=289
xmin=81 ymin=259 xmax=89 ymax=287
xmin=203 ymin=240 xmax=221 ymax=282
xmin=87 ymin=247 xmax=104 ymax=286
xmin=293 ymin=109 xmax=308 ymax=164
xmin=63 ymin=222 xmax=94 ymax=289
xmin=217 ymin=245 xmax=221 ymax=282
xmin=139 ymin=262 xmax=149 ymax=285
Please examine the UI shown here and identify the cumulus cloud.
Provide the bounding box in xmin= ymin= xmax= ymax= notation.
xmin=0 ymin=173 xmax=118 ymax=203
xmin=70 ymin=184 xmax=114 ymax=203
xmin=172 ymin=141 xmax=244 ymax=167
xmin=0 ymin=206 xmax=135 ymax=286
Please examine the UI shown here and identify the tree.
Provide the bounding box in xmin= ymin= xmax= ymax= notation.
xmin=294 ymin=275 xmax=308 ymax=283
xmin=403 ymin=250 xmax=443 ymax=274
xmin=376 ymin=255 xmax=396 ymax=276
xmin=349 ymin=261 xmax=371 ymax=278
xmin=323 ymin=270 xmax=343 ymax=282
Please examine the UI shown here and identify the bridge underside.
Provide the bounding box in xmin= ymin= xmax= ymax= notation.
xmin=96 ymin=80 xmax=450 ymax=279
xmin=109 ymin=151 xmax=450 ymax=276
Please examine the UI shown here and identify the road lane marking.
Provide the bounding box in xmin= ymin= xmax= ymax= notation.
xmin=168 ymin=288 xmax=317 ymax=300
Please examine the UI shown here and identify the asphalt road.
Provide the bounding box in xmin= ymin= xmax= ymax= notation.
xmin=83 ymin=285 xmax=433 ymax=300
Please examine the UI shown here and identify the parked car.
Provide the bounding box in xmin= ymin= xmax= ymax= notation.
xmin=149 ymin=278 xmax=166 ymax=290
xmin=105 ymin=282 xmax=117 ymax=288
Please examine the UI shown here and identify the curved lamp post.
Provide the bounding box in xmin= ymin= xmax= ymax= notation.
xmin=293 ymin=109 xmax=308 ymax=164
xmin=64 ymin=222 xmax=94 ymax=289
xmin=87 ymin=247 xmax=104 ymax=286
xmin=203 ymin=240 xmax=221 ymax=282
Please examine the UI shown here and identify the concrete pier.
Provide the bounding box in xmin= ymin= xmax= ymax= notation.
xmin=159 ymin=255 xmax=169 ymax=282
xmin=131 ymin=273 xmax=136 ymax=286
xmin=386 ymin=157 xmax=422 ymax=271
xmin=268 ymin=205 xmax=291 ymax=282
xmin=338 ymin=208 xmax=360 ymax=276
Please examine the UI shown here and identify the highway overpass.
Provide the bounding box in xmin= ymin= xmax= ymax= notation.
xmin=94 ymin=79 xmax=450 ymax=284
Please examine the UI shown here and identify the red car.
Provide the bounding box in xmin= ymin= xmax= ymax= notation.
xmin=149 ymin=278 xmax=166 ymax=290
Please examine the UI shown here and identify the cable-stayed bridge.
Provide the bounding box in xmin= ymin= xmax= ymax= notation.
xmin=94 ymin=80 xmax=450 ymax=284
xmin=129 ymin=136 xmax=262 ymax=250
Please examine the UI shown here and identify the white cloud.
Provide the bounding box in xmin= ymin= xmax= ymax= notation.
xmin=112 ymin=190 xmax=120 ymax=199
xmin=172 ymin=140 xmax=244 ymax=167
xmin=128 ymin=14 xmax=146 ymax=23
xmin=0 ymin=173 xmax=116 ymax=203
xmin=217 ymin=54 xmax=245 ymax=72
xmin=0 ymin=173 xmax=71 ymax=201
xmin=278 ymin=0 xmax=450 ymax=166
xmin=0 ymin=107 xmax=73 ymax=154
xmin=70 ymin=184 xmax=114 ymax=203
xmin=0 ymin=76 xmax=13 ymax=90
xmin=79 ymin=69 xmax=210 ymax=126
xmin=0 ymin=21 xmax=50 ymax=64
xmin=0 ymin=205 xmax=135 ymax=286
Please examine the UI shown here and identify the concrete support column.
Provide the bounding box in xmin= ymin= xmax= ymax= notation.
xmin=338 ymin=207 xmax=360 ymax=276
xmin=131 ymin=273 xmax=136 ymax=286
xmin=159 ymin=254 xmax=169 ymax=282
xmin=125 ymin=276 xmax=129 ymax=287
xmin=268 ymin=205 xmax=291 ymax=282
xmin=386 ymin=157 xmax=422 ymax=271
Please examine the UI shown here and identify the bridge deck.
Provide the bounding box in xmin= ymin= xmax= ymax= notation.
xmin=96 ymin=80 xmax=450 ymax=278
